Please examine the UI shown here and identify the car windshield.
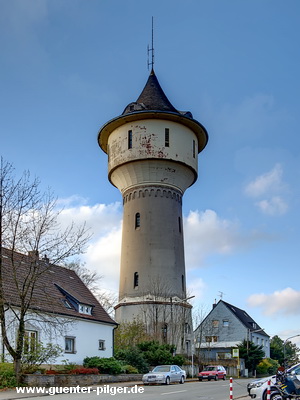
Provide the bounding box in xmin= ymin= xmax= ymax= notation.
xmin=152 ymin=366 xmax=170 ymax=373
xmin=204 ymin=367 xmax=217 ymax=371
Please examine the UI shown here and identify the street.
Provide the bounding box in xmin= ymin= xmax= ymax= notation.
xmin=9 ymin=379 xmax=251 ymax=400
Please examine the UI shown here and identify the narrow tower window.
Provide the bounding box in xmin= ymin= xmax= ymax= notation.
xmin=165 ymin=128 xmax=170 ymax=147
xmin=134 ymin=272 xmax=139 ymax=288
xmin=182 ymin=274 xmax=185 ymax=292
xmin=193 ymin=140 xmax=196 ymax=158
xmin=135 ymin=212 xmax=141 ymax=229
xmin=128 ymin=130 xmax=133 ymax=149
xmin=178 ymin=217 xmax=182 ymax=233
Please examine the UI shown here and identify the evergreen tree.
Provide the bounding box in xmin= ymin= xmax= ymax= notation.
xmin=238 ymin=340 xmax=265 ymax=374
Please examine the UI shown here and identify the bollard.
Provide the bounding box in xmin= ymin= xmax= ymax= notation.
xmin=230 ymin=377 xmax=233 ymax=400
xmin=267 ymin=379 xmax=271 ymax=400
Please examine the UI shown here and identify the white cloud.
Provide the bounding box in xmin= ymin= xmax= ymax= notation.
xmin=255 ymin=196 xmax=288 ymax=216
xmin=244 ymin=164 xmax=289 ymax=215
xmin=248 ymin=288 xmax=300 ymax=316
xmin=56 ymin=200 xmax=122 ymax=292
xmin=83 ymin=227 xmax=122 ymax=293
xmin=244 ymin=163 xmax=284 ymax=198
xmin=184 ymin=209 xmax=259 ymax=269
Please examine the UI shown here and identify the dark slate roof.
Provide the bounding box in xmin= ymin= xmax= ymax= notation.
xmin=1 ymin=248 xmax=117 ymax=325
xmin=122 ymin=68 xmax=193 ymax=118
xmin=221 ymin=300 xmax=269 ymax=337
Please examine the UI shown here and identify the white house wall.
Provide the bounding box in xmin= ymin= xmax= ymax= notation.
xmin=0 ymin=308 xmax=115 ymax=364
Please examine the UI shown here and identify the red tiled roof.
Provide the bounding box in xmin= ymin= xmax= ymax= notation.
xmin=1 ymin=248 xmax=117 ymax=326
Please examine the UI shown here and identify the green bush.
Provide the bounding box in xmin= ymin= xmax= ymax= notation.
xmin=122 ymin=365 xmax=139 ymax=374
xmin=22 ymin=343 xmax=63 ymax=373
xmin=83 ymin=357 xmax=123 ymax=375
xmin=137 ymin=341 xmax=185 ymax=366
xmin=257 ymin=358 xmax=279 ymax=375
xmin=115 ymin=347 xmax=149 ymax=373
xmin=0 ymin=363 xmax=17 ymax=389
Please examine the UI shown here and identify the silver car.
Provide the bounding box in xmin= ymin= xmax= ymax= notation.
xmin=142 ymin=365 xmax=186 ymax=385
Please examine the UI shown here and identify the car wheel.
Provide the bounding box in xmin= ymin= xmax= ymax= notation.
xmin=198 ymin=378 xmax=202 ymax=381
xmin=165 ymin=376 xmax=170 ymax=385
xmin=214 ymin=375 xmax=219 ymax=381
xmin=270 ymin=393 xmax=283 ymax=400
xmin=180 ymin=376 xmax=185 ymax=384
xmin=208 ymin=378 xmax=211 ymax=381
xmin=223 ymin=375 xmax=226 ymax=380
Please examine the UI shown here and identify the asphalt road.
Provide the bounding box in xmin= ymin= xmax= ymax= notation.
xmin=9 ymin=379 xmax=251 ymax=400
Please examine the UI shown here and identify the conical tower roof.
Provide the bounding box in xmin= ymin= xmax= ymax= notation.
xmin=98 ymin=69 xmax=208 ymax=154
xmin=122 ymin=68 xmax=178 ymax=114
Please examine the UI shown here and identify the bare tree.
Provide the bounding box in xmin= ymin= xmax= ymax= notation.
xmin=0 ymin=158 xmax=91 ymax=381
xmin=137 ymin=278 xmax=193 ymax=354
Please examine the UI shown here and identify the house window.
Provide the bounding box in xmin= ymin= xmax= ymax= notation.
xmin=206 ymin=336 xmax=218 ymax=343
xmin=65 ymin=337 xmax=76 ymax=353
xmin=165 ymin=128 xmax=170 ymax=147
xmin=193 ymin=140 xmax=196 ymax=158
xmin=134 ymin=272 xmax=139 ymax=288
xmin=223 ymin=320 xmax=229 ymax=327
xmin=98 ymin=340 xmax=106 ymax=351
xmin=135 ymin=213 xmax=140 ymax=229
xmin=24 ymin=330 xmax=38 ymax=354
xmin=128 ymin=130 xmax=133 ymax=149
xmin=212 ymin=320 xmax=219 ymax=328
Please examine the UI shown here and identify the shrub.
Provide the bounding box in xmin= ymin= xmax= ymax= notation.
xmin=137 ymin=341 xmax=185 ymax=366
xmin=21 ymin=343 xmax=63 ymax=373
xmin=0 ymin=363 xmax=17 ymax=389
xmin=115 ymin=347 xmax=149 ymax=373
xmin=122 ymin=365 xmax=139 ymax=374
xmin=257 ymin=358 xmax=279 ymax=375
xmin=70 ymin=368 xmax=99 ymax=375
xmin=83 ymin=357 xmax=123 ymax=375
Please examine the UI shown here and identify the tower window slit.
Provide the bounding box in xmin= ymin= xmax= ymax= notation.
xmin=134 ymin=272 xmax=139 ymax=288
xmin=135 ymin=212 xmax=141 ymax=229
xmin=193 ymin=139 xmax=196 ymax=158
xmin=128 ymin=130 xmax=133 ymax=149
xmin=178 ymin=217 xmax=182 ymax=233
xmin=165 ymin=128 xmax=170 ymax=147
xmin=182 ymin=274 xmax=185 ymax=292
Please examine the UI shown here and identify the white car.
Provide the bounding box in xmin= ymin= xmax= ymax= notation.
xmin=247 ymin=363 xmax=300 ymax=400
xmin=142 ymin=365 xmax=186 ymax=385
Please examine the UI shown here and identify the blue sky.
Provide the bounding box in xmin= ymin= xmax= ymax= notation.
xmin=1 ymin=0 xmax=300 ymax=347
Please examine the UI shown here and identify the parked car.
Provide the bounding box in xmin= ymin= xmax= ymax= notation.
xmin=198 ymin=365 xmax=227 ymax=381
xmin=142 ymin=365 xmax=186 ymax=385
xmin=247 ymin=363 xmax=300 ymax=400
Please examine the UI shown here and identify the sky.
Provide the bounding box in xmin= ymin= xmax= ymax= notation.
xmin=1 ymin=0 xmax=300 ymax=348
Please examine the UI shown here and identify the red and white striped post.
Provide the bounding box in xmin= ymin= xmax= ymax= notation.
xmin=230 ymin=377 xmax=233 ymax=400
xmin=266 ymin=379 xmax=271 ymax=400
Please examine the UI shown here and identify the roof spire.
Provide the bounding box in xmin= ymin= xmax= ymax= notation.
xmin=147 ymin=16 xmax=154 ymax=72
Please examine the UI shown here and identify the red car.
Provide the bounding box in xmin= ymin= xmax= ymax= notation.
xmin=198 ymin=365 xmax=227 ymax=381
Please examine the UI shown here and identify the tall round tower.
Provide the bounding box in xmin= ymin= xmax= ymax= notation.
xmin=98 ymin=69 xmax=208 ymax=352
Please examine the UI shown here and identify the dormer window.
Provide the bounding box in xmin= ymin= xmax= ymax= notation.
xmin=63 ymin=299 xmax=73 ymax=309
xmin=79 ymin=304 xmax=92 ymax=315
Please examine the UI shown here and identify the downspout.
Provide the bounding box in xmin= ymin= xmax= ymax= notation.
xmin=112 ymin=325 xmax=118 ymax=357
